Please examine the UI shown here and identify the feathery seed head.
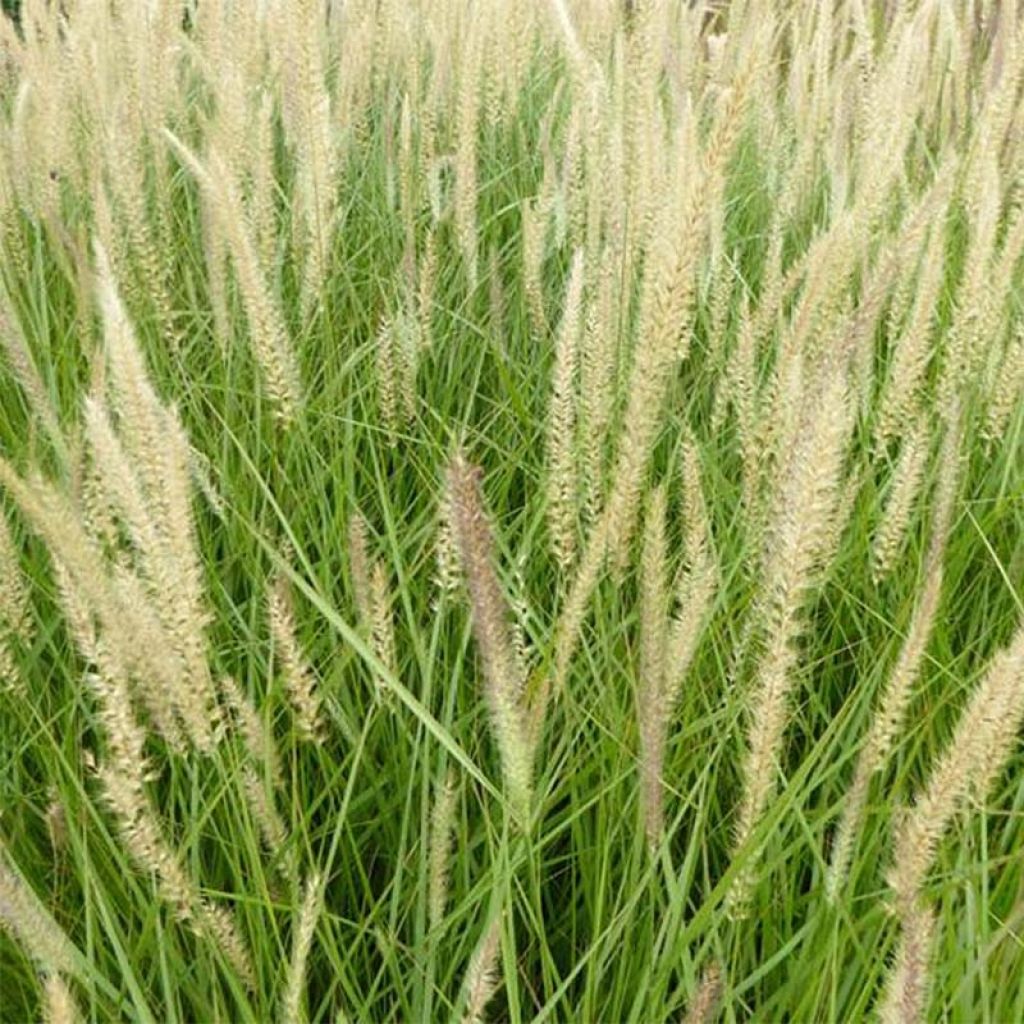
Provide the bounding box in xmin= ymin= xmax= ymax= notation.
xmin=428 ymin=770 xmax=458 ymax=932
xmin=41 ymin=973 xmax=80 ymax=1024
xmin=268 ymin=572 xmax=326 ymax=745
xmin=546 ymin=249 xmax=585 ymax=572
xmin=460 ymin=911 xmax=503 ymax=1024
xmin=281 ymin=871 xmax=325 ymax=1024
xmin=0 ymin=845 xmax=80 ymax=978
xmin=682 ymin=961 xmax=724 ymax=1024
xmin=446 ymin=452 xmax=534 ymax=822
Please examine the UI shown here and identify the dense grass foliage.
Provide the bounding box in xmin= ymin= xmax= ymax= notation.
xmin=1 ymin=2 xmax=1023 ymax=1022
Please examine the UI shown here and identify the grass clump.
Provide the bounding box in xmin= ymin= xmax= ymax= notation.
xmin=1 ymin=2 xmax=1023 ymax=1021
